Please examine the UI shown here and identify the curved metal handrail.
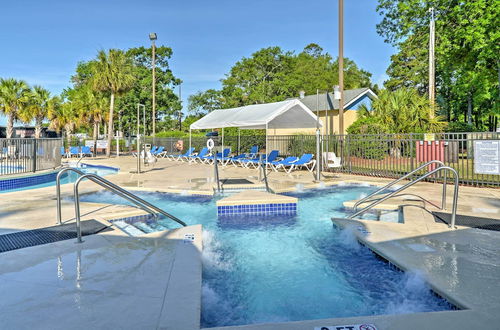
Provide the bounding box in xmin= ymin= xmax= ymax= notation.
xmin=57 ymin=167 xmax=157 ymax=225
xmin=73 ymin=174 xmax=187 ymax=242
xmin=56 ymin=168 xmax=186 ymax=242
xmin=348 ymin=166 xmax=459 ymax=229
xmin=352 ymin=160 xmax=446 ymax=211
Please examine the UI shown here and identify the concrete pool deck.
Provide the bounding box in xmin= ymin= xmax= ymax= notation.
xmin=0 ymin=155 xmax=499 ymax=329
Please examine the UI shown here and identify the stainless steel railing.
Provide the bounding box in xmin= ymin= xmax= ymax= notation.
xmin=352 ymin=160 xmax=446 ymax=212
xmin=56 ymin=168 xmax=186 ymax=243
xmin=348 ymin=165 xmax=459 ymax=229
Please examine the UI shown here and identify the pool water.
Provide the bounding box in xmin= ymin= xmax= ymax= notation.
xmin=81 ymin=185 xmax=452 ymax=327
xmin=0 ymin=164 xmax=118 ymax=193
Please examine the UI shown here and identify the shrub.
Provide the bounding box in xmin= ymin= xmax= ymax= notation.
xmin=347 ymin=117 xmax=388 ymax=135
xmin=346 ymin=118 xmax=388 ymax=160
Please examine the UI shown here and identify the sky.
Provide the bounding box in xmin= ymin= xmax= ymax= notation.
xmin=0 ymin=0 xmax=394 ymax=126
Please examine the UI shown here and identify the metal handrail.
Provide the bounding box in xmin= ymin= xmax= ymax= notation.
xmin=56 ymin=168 xmax=187 ymax=242
xmin=213 ymin=153 xmax=221 ymax=193
xmin=352 ymin=160 xmax=446 ymax=211
xmin=57 ymin=167 xmax=158 ymax=225
xmin=348 ymin=166 xmax=459 ymax=229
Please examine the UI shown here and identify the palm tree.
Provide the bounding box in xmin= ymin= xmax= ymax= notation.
xmin=91 ymin=49 xmax=135 ymax=157
xmin=368 ymin=88 xmax=444 ymax=133
xmin=0 ymin=78 xmax=30 ymax=138
xmin=49 ymin=95 xmax=79 ymax=146
xmin=19 ymin=85 xmax=55 ymax=138
xmin=74 ymin=85 xmax=108 ymax=155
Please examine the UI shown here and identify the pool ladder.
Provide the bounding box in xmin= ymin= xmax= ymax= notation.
xmin=348 ymin=160 xmax=459 ymax=229
xmin=56 ymin=167 xmax=186 ymax=243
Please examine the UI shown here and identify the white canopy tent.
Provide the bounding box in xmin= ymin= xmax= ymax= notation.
xmin=189 ymin=99 xmax=323 ymax=158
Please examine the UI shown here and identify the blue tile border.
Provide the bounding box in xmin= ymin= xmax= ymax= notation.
xmin=0 ymin=170 xmax=64 ymax=192
xmin=217 ymin=202 xmax=297 ymax=216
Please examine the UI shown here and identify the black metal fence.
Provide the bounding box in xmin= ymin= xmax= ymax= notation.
xmin=0 ymin=138 xmax=63 ymax=176
xmin=147 ymin=132 xmax=499 ymax=187
xmin=326 ymin=132 xmax=500 ymax=187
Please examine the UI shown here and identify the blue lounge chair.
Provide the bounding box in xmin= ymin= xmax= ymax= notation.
xmin=269 ymin=156 xmax=299 ymax=172
xmin=167 ymin=147 xmax=195 ymax=161
xmin=162 ymin=147 xmax=190 ymax=160
xmin=203 ymin=148 xmax=231 ymax=164
xmin=151 ymin=146 xmax=165 ymax=157
xmin=275 ymin=154 xmax=316 ymax=173
xmin=186 ymin=147 xmax=209 ymax=162
xmin=81 ymin=146 xmax=92 ymax=157
xmin=225 ymin=145 xmax=259 ymax=166
xmin=194 ymin=149 xmax=214 ymax=163
xmin=60 ymin=147 xmax=67 ymax=157
xmin=69 ymin=146 xmax=81 ymax=158
xmin=241 ymin=150 xmax=279 ymax=169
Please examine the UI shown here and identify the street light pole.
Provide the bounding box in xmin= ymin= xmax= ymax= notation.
xmin=338 ymin=0 xmax=344 ymax=135
xmin=149 ymin=33 xmax=157 ymax=138
xmin=178 ymin=83 xmax=182 ymax=131
xmin=428 ymin=7 xmax=436 ymax=118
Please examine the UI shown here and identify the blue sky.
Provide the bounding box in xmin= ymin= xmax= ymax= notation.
xmin=0 ymin=0 xmax=394 ymax=126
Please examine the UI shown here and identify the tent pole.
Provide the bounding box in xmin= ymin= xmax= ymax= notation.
xmin=189 ymin=128 xmax=192 ymax=153
xmin=222 ymin=127 xmax=224 ymax=154
xmin=265 ymin=123 xmax=268 ymax=171
xmin=238 ymin=129 xmax=240 ymax=154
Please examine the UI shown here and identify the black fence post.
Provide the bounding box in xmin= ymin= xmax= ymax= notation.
xmin=32 ymin=138 xmax=37 ymax=173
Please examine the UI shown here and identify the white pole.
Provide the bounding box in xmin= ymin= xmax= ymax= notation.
xmin=238 ymin=129 xmax=240 ymax=154
xmin=189 ymin=128 xmax=192 ymax=152
xmin=222 ymin=128 xmax=224 ymax=155
xmin=265 ymin=123 xmax=268 ymax=170
xmin=116 ymin=135 xmax=119 ymax=157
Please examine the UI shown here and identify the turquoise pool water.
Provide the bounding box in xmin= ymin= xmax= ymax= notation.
xmin=81 ymin=185 xmax=452 ymax=327
xmin=0 ymin=164 xmax=118 ymax=193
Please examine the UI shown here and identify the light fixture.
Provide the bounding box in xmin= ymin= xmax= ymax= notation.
xmin=149 ymin=32 xmax=157 ymax=41
xmin=333 ymin=85 xmax=341 ymax=100
xmin=299 ymin=90 xmax=305 ymax=99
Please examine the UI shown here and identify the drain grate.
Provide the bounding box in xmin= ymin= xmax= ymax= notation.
xmin=0 ymin=220 xmax=109 ymax=253
xmin=433 ymin=212 xmax=500 ymax=232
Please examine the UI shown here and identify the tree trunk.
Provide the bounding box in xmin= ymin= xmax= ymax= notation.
xmin=66 ymin=129 xmax=71 ymax=147
xmin=93 ymin=121 xmax=98 ymax=157
xmin=106 ymin=93 xmax=115 ymax=157
xmin=35 ymin=116 xmax=43 ymax=138
xmin=6 ymin=112 xmax=14 ymax=138
xmin=467 ymin=93 xmax=472 ymax=126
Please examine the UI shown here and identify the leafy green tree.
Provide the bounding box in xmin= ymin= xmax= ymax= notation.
xmin=20 ymin=86 xmax=58 ymax=138
xmin=357 ymin=88 xmax=444 ymax=133
xmin=189 ymin=44 xmax=374 ymax=114
xmin=188 ymin=89 xmax=223 ymax=116
xmin=117 ymin=46 xmax=182 ymax=136
xmin=72 ymin=85 xmax=108 ymax=153
xmin=0 ymin=78 xmax=30 ymax=138
xmin=48 ymin=93 xmax=79 ymax=146
xmin=91 ymin=49 xmax=135 ymax=156
xmin=376 ymin=0 xmax=499 ymax=131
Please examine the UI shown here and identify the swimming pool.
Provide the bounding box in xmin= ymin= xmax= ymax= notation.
xmin=0 ymin=164 xmax=118 ymax=193
xmin=81 ymin=185 xmax=452 ymax=327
